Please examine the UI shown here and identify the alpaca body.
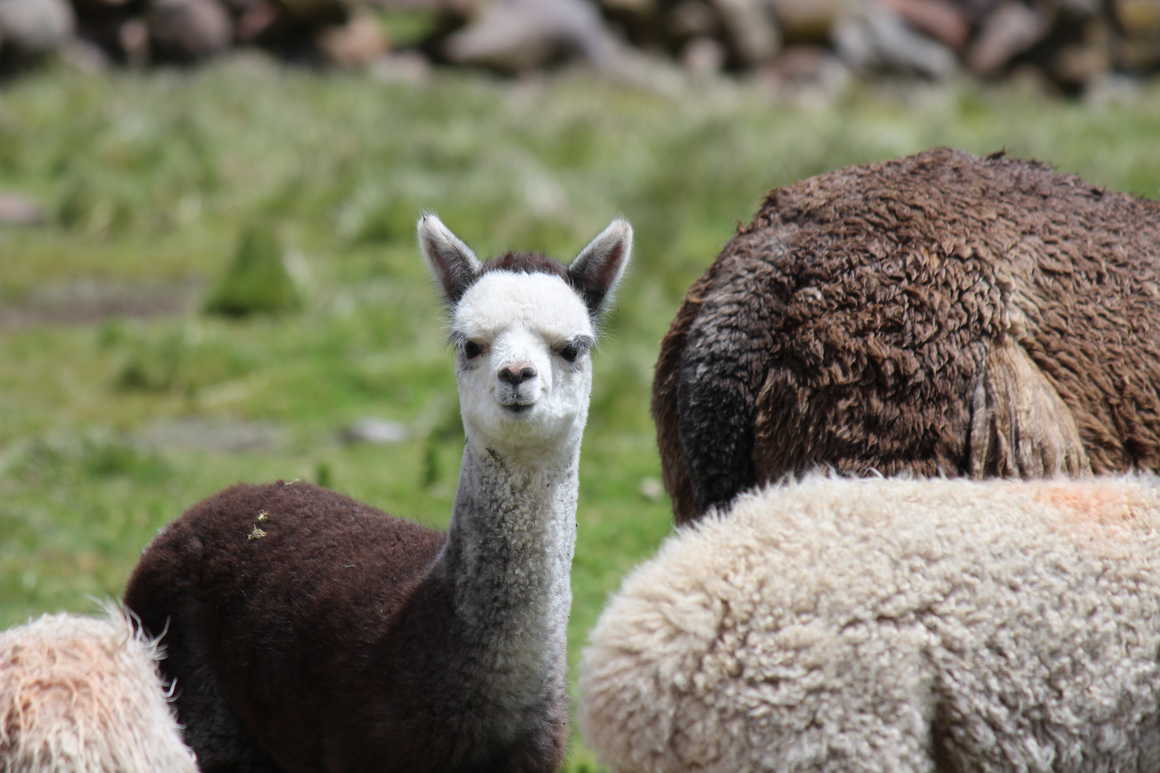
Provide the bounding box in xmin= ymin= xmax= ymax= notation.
xmin=0 ymin=606 xmax=198 ymax=773
xmin=125 ymin=473 xmax=568 ymax=772
xmin=124 ymin=215 xmax=632 ymax=772
xmin=581 ymin=474 xmax=1160 ymax=772
xmin=654 ymin=147 xmax=1160 ymax=523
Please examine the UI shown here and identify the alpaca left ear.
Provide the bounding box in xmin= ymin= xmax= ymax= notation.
xmin=568 ymin=219 xmax=632 ymax=320
xmin=418 ymin=213 xmax=482 ymax=307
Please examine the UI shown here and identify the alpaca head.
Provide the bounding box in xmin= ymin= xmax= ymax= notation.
xmin=419 ymin=214 xmax=631 ymax=460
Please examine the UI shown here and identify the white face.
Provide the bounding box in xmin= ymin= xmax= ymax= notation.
xmin=452 ymin=270 xmax=596 ymax=459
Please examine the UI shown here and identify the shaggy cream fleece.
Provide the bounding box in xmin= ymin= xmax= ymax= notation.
xmin=0 ymin=605 xmax=197 ymax=772
xmin=581 ymin=474 xmax=1160 ymax=772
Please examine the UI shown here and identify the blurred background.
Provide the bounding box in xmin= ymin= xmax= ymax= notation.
xmin=2 ymin=0 xmax=1159 ymax=768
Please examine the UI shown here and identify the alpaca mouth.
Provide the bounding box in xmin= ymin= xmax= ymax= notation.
xmin=502 ymin=402 xmax=534 ymax=414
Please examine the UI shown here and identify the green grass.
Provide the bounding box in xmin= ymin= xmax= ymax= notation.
xmin=2 ymin=59 xmax=1159 ymax=769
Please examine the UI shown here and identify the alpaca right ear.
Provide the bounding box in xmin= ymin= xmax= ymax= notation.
xmin=418 ymin=213 xmax=481 ymax=306
xmin=568 ymin=218 xmax=633 ymax=320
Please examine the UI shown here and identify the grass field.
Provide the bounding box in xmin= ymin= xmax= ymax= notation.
xmin=2 ymin=59 xmax=1159 ymax=769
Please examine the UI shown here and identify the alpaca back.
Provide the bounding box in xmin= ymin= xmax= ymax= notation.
xmin=0 ymin=606 xmax=197 ymax=773
xmin=124 ymin=480 xmax=447 ymax=769
xmin=581 ymin=474 xmax=1160 ymax=772
xmin=654 ymin=147 xmax=1160 ymax=523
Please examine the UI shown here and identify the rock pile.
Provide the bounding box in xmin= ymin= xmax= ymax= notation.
xmin=1 ymin=0 xmax=1157 ymax=94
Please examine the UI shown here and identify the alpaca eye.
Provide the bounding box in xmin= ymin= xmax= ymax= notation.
xmin=558 ymin=343 xmax=580 ymax=363
xmin=463 ymin=340 xmax=484 ymax=359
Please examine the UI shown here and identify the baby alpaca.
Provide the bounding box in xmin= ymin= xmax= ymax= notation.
xmin=581 ymin=474 xmax=1160 ymax=772
xmin=0 ymin=605 xmax=197 ymax=773
xmin=124 ymin=214 xmax=631 ymax=772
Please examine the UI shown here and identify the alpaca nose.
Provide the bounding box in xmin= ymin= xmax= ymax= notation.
xmin=499 ymin=362 xmax=537 ymax=386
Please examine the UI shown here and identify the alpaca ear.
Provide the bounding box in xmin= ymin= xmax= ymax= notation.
xmin=568 ymin=219 xmax=632 ymax=320
xmin=418 ymin=213 xmax=482 ymax=306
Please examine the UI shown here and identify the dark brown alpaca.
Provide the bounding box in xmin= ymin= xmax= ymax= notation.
xmin=124 ymin=214 xmax=632 ymax=772
xmin=654 ymin=147 xmax=1160 ymax=524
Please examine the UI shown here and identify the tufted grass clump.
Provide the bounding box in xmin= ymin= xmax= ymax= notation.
xmin=203 ymin=226 xmax=304 ymax=317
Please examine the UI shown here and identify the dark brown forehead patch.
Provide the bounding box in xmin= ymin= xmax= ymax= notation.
xmin=456 ymin=251 xmax=578 ymax=303
xmin=479 ymin=251 xmax=569 ymax=280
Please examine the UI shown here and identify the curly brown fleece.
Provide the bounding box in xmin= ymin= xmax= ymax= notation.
xmin=654 ymin=147 xmax=1160 ymax=523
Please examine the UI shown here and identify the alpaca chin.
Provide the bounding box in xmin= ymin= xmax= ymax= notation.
xmin=464 ymin=400 xmax=586 ymax=462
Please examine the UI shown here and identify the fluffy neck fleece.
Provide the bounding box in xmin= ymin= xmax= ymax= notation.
xmin=431 ymin=439 xmax=578 ymax=719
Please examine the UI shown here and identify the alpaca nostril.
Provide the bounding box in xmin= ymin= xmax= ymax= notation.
xmin=499 ymin=363 xmax=537 ymax=386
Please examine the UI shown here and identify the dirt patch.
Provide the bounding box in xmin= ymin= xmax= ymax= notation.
xmin=0 ymin=279 xmax=202 ymax=329
xmin=0 ymin=193 xmax=47 ymax=226
xmin=136 ymin=417 xmax=284 ymax=453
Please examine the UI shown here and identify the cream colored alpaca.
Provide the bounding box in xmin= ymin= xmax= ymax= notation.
xmin=582 ymin=474 xmax=1160 ymax=772
xmin=0 ymin=605 xmax=197 ymax=773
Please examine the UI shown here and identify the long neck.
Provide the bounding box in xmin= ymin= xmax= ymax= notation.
xmin=429 ymin=438 xmax=579 ymax=707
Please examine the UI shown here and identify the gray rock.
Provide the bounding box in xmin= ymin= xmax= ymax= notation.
xmin=712 ymin=0 xmax=781 ymax=65
xmin=58 ymin=37 xmax=111 ymax=72
xmin=147 ymin=0 xmax=232 ymax=62
xmin=1115 ymin=0 xmax=1160 ymax=35
xmin=339 ymin=418 xmax=409 ymax=446
xmin=368 ymin=49 xmax=432 ymax=83
xmin=761 ymin=44 xmax=851 ymax=105
xmin=596 ymin=43 xmax=689 ymax=95
xmin=967 ymin=0 xmax=1049 ymax=76
xmin=880 ymin=0 xmax=969 ymax=51
xmin=1056 ymin=0 xmax=1102 ymax=18
xmin=1113 ymin=0 xmax=1160 ymax=71
xmin=443 ymin=0 xmax=685 ymax=93
xmin=833 ymin=0 xmax=959 ymax=79
xmin=639 ymin=477 xmax=664 ymax=501
xmin=1050 ymin=18 xmax=1113 ymax=86
xmin=670 ymin=0 xmax=716 ymax=39
xmin=0 ymin=192 xmax=47 ymax=226
xmin=371 ymin=0 xmax=458 ymax=6
xmin=769 ymin=0 xmax=839 ymax=44
xmin=682 ymin=35 xmax=726 ymax=75
xmin=444 ymin=0 xmax=616 ymax=72
xmin=1083 ymin=71 xmax=1145 ymax=105
xmin=0 ymin=0 xmax=74 ymax=58
xmin=0 ymin=279 xmax=199 ymax=329
xmin=119 ymin=18 xmax=151 ymax=68
xmin=316 ymin=11 xmax=389 ymax=67
xmin=602 ymin=0 xmax=655 ymax=14
xmin=138 ymin=417 xmax=284 ymax=453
